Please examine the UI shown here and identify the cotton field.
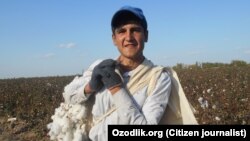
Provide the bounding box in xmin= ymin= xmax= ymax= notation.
xmin=0 ymin=64 xmax=249 ymax=140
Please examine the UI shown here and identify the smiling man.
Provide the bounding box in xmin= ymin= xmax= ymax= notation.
xmin=69 ymin=6 xmax=172 ymax=141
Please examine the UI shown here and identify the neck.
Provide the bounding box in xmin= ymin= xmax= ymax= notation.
xmin=117 ymin=55 xmax=145 ymax=73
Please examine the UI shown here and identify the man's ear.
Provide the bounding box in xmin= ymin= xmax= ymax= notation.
xmin=112 ymin=34 xmax=117 ymax=46
xmin=144 ymin=30 xmax=148 ymax=42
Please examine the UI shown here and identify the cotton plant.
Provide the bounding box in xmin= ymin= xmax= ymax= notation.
xmin=198 ymin=97 xmax=208 ymax=109
xmin=47 ymin=76 xmax=90 ymax=141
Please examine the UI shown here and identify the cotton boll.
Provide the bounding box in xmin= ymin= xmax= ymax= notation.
xmin=47 ymin=123 xmax=52 ymax=130
xmin=75 ymin=108 xmax=86 ymax=121
xmin=69 ymin=106 xmax=79 ymax=122
xmin=55 ymin=116 xmax=66 ymax=127
xmin=47 ymin=124 xmax=57 ymax=140
xmin=48 ymin=105 xmax=66 ymax=137
xmin=63 ymin=76 xmax=85 ymax=103
xmin=77 ymin=105 xmax=87 ymax=118
xmin=70 ymin=104 xmax=87 ymax=122
xmin=48 ymin=120 xmax=61 ymax=136
xmin=65 ymin=104 xmax=72 ymax=110
xmin=68 ymin=104 xmax=80 ymax=115
xmin=48 ymin=104 xmax=90 ymax=141
xmin=71 ymin=104 xmax=81 ymax=113
xmin=57 ymin=110 xmax=65 ymax=118
xmin=47 ymin=102 xmax=89 ymax=140
xmin=51 ymin=115 xmax=56 ymax=120
xmin=47 ymin=74 xmax=90 ymax=141
xmin=61 ymin=117 xmax=70 ymax=133
xmin=55 ymin=106 xmax=66 ymax=117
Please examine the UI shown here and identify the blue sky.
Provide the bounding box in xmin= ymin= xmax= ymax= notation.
xmin=0 ymin=0 xmax=249 ymax=79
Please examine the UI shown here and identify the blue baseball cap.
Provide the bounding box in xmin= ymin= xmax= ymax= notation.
xmin=111 ymin=6 xmax=147 ymax=31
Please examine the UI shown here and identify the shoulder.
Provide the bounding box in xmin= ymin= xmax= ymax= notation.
xmin=151 ymin=65 xmax=172 ymax=77
xmin=154 ymin=66 xmax=176 ymax=78
xmin=159 ymin=68 xmax=171 ymax=83
xmin=83 ymin=59 xmax=105 ymax=76
xmin=151 ymin=66 xmax=172 ymax=85
xmin=148 ymin=65 xmax=172 ymax=84
xmin=88 ymin=58 xmax=115 ymax=70
xmin=147 ymin=66 xmax=172 ymax=96
xmin=88 ymin=59 xmax=104 ymax=70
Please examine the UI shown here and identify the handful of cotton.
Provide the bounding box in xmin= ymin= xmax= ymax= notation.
xmin=47 ymin=76 xmax=90 ymax=141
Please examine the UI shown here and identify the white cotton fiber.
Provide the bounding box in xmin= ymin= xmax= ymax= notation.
xmin=73 ymin=126 xmax=84 ymax=141
xmin=63 ymin=76 xmax=85 ymax=103
xmin=47 ymin=103 xmax=89 ymax=141
xmin=47 ymin=76 xmax=90 ymax=141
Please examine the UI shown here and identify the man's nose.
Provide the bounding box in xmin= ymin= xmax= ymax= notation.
xmin=125 ymin=31 xmax=134 ymax=41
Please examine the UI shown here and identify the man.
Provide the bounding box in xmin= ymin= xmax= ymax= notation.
xmin=69 ymin=6 xmax=172 ymax=141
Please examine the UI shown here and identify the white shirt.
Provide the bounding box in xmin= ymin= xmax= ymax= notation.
xmin=68 ymin=59 xmax=171 ymax=141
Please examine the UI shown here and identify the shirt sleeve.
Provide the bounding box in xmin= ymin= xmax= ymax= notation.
xmin=64 ymin=59 xmax=103 ymax=104
xmin=112 ymin=71 xmax=171 ymax=124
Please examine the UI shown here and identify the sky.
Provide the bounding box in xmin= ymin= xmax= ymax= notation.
xmin=0 ymin=0 xmax=250 ymax=79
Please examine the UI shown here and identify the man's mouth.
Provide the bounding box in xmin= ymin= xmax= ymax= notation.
xmin=124 ymin=44 xmax=136 ymax=47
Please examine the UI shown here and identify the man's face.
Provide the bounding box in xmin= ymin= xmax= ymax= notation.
xmin=112 ymin=23 xmax=148 ymax=60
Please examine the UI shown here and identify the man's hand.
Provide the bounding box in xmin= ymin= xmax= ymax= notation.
xmin=89 ymin=59 xmax=117 ymax=92
xmin=100 ymin=67 xmax=122 ymax=90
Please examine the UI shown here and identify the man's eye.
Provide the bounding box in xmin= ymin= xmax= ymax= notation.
xmin=133 ymin=28 xmax=142 ymax=32
xmin=117 ymin=29 xmax=126 ymax=34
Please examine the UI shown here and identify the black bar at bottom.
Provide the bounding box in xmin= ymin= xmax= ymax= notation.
xmin=108 ymin=125 xmax=249 ymax=140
